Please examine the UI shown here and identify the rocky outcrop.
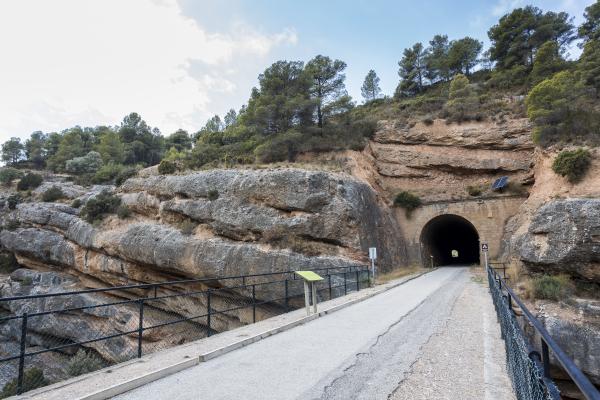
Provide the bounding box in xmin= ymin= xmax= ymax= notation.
xmin=518 ymin=199 xmax=600 ymax=281
xmin=375 ymin=118 xmax=534 ymax=150
xmin=368 ymin=118 xmax=535 ymax=202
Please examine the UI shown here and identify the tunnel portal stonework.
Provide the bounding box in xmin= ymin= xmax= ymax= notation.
xmin=395 ymin=196 xmax=526 ymax=267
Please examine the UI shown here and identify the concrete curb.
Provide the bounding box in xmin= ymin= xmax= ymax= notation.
xmin=15 ymin=269 xmax=435 ymax=400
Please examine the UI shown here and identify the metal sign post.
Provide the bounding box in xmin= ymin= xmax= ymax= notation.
xmin=481 ymin=242 xmax=489 ymax=270
xmin=368 ymin=247 xmax=377 ymax=280
xmin=295 ymin=271 xmax=324 ymax=316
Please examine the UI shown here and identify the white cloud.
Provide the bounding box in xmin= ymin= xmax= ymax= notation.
xmin=0 ymin=0 xmax=296 ymax=141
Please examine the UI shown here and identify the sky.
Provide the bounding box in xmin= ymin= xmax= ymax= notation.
xmin=0 ymin=0 xmax=592 ymax=143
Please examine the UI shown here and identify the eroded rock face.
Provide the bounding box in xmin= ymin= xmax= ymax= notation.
xmin=0 ymin=168 xmax=406 ymax=387
xmin=368 ymin=118 xmax=535 ymax=202
xmin=518 ymin=199 xmax=600 ymax=281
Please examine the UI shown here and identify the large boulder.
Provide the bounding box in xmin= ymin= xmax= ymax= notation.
xmin=518 ymin=199 xmax=600 ymax=281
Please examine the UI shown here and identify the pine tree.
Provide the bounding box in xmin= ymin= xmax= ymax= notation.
xmin=361 ymin=70 xmax=382 ymax=102
xmin=398 ymin=43 xmax=427 ymax=96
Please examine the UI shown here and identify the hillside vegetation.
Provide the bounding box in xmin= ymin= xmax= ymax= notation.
xmin=2 ymin=2 xmax=600 ymax=182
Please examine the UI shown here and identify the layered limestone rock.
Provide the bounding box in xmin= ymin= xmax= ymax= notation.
xmin=0 ymin=168 xmax=407 ymax=381
xmin=369 ymin=118 xmax=535 ymax=201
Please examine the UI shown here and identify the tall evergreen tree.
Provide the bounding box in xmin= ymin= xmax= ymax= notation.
xmin=447 ymin=37 xmax=483 ymax=76
xmin=1 ymin=138 xmax=24 ymax=165
xmin=424 ymin=35 xmax=451 ymax=82
xmin=488 ymin=6 xmax=575 ymax=70
xmin=224 ymin=109 xmax=237 ymax=128
xmin=579 ymin=0 xmax=600 ymax=43
xmin=361 ymin=70 xmax=382 ymax=101
xmin=398 ymin=43 xmax=428 ymax=96
xmin=305 ymin=55 xmax=349 ymax=127
xmin=25 ymin=131 xmax=47 ymax=168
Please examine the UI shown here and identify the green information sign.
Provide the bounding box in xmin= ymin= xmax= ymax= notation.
xmin=295 ymin=271 xmax=324 ymax=282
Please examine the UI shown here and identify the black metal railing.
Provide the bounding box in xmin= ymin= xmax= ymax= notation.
xmin=488 ymin=266 xmax=600 ymax=400
xmin=0 ymin=265 xmax=369 ymax=397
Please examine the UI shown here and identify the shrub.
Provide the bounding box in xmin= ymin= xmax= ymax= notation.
xmin=552 ymin=149 xmax=592 ymax=183
xmin=532 ymin=275 xmax=572 ymax=301
xmin=92 ymin=163 xmax=123 ymax=184
xmin=116 ymin=205 xmax=131 ymax=219
xmin=66 ymin=349 xmax=104 ymax=377
xmin=0 ymin=253 xmax=18 ymax=274
xmin=0 ymin=167 xmax=23 ymax=185
xmin=207 ymin=189 xmax=219 ymax=201
xmin=81 ymin=191 xmax=121 ymax=223
xmin=21 ymin=276 xmax=33 ymax=286
xmin=41 ymin=186 xmax=65 ymax=202
xmin=421 ymin=116 xmax=434 ymax=126
xmin=65 ymin=151 xmax=103 ymax=175
xmin=158 ymin=160 xmax=177 ymax=175
xmin=0 ymin=367 xmax=48 ymax=398
xmin=115 ymin=167 xmax=137 ymax=186
xmin=179 ymin=219 xmax=197 ymax=235
xmin=393 ymin=191 xmax=422 ymax=217
xmin=467 ymin=185 xmax=482 ymax=197
xmin=7 ymin=194 xmax=21 ymax=210
xmin=16 ymin=173 xmax=43 ymax=191
xmin=71 ymin=198 xmax=82 ymax=208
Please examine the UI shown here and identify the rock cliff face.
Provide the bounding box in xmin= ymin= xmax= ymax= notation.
xmin=368 ymin=118 xmax=534 ymax=201
xmin=0 ymin=168 xmax=406 ymax=384
xmin=518 ymin=199 xmax=600 ymax=282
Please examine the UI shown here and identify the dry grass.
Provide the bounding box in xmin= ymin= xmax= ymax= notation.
xmin=375 ymin=265 xmax=427 ymax=284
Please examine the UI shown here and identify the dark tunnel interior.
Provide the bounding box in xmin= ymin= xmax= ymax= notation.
xmin=420 ymin=214 xmax=480 ymax=266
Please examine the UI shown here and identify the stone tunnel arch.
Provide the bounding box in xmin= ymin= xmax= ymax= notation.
xmin=420 ymin=214 xmax=480 ymax=266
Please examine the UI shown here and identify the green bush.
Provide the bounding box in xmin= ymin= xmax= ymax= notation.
xmin=552 ymin=149 xmax=592 ymax=183
xmin=0 ymin=168 xmax=23 ymax=185
xmin=16 ymin=173 xmax=43 ymax=191
xmin=467 ymin=185 xmax=482 ymax=197
xmin=393 ymin=191 xmax=422 ymax=217
xmin=116 ymin=205 xmax=131 ymax=219
xmin=7 ymin=194 xmax=21 ymax=210
xmin=0 ymin=253 xmax=18 ymax=274
xmin=92 ymin=163 xmax=123 ymax=184
xmin=66 ymin=349 xmax=104 ymax=377
xmin=158 ymin=160 xmax=177 ymax=175
xmin=207 ymin=189 xmax=219 ymax=201
xmin=81 ymin=191 xmax=121 ymax=223
xmin=0 ymin=367 xmax=48 ymax=398
xmin=65 ymin=151 xmax=103 ymax=175
xmin=115 ymin=167 xmax=138 ymax=186
xmin=71 ymin=198 xmax=82 ymax=208
xmin=41 ymin=186 xmax=65 ymax=202
xmin=532 ymin=275 xmax=572 ymax=301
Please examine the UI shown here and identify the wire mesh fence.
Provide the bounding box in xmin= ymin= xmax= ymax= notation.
xmin=487 ymin=267 xmax=600 ymax=400
xmin=487 ymin=267 xmax=559 ymax=400
xmin=0 ymin=266 xmax=369 ymax=397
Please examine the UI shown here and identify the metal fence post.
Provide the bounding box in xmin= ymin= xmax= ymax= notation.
xmin=137 ymin=299 xmax=144 ymax=358
xmin=356 ymin=270 xmax=360 ymax=292
xmin=16 ymin=313 xmax=28 ymax=395
xmin=541 ymin=339 xmax=551 ymax=378
xmin=343 ymin=272 xmax=347 ymax=295
xmin=252 ymin=285 xmax=256 ymax=323
xmin=284 ymin=280 xmax=289 ymax=312
xmin=328 ymin=274 xmax=332 ymax=300
xmin=207 ymin=289 xmax=212 ymax=337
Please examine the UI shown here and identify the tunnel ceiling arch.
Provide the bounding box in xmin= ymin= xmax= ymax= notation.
xmin=420 ymin=214 xmax=480 ymax=266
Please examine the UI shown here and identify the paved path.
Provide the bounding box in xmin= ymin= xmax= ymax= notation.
xmin=114 ymin=267 xmax=514 ymax=400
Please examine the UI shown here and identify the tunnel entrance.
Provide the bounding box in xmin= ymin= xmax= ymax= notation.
xmin=420 ymin=214 xmax=480 ymax=266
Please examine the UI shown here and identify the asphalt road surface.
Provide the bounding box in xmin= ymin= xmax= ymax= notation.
xmin=114 ymin=267 xmax=514 ymax=400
